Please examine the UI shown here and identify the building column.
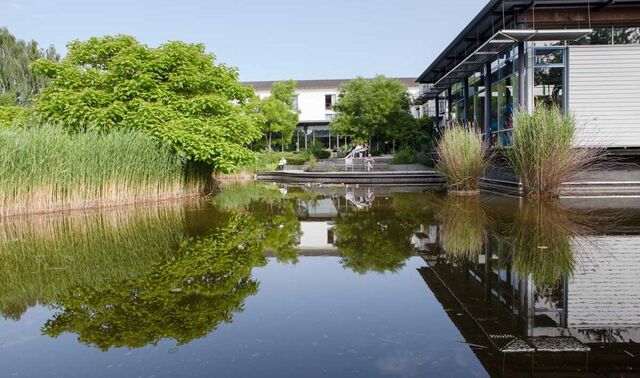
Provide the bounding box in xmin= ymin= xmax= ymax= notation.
xmin=446 ymin=87 xmax=452 ymax=123
xmin=463 ymin=77 xmax=469 ymax=124
xmin=434 ymin=96 xmax=440 ymax=128
xmin=296 ymin=128 xmax=300 ymax=152
xmin=304 ymin=126 xmax=308 ymax=150
xmin=518 ymin=41 xmax=526 ymax=111
xmin=483 ymin=62 xmax=492 ymax=146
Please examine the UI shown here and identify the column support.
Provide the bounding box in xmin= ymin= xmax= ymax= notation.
xmin=463 ymin=77 xmax=469 ymax=124
xmin=446 ymin=87 xmax=452 ymax=123
xmin=434 ymin=96 xmax=440 ymax=128
xmin=483 ymin=62 xmax=492 ymax=146
xmin=518 ymin=41 xmax=526 ymax=111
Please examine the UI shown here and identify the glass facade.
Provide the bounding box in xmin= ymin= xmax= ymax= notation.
xmin=568 ymin=26 xmax=640 ymax=45
xmin=533 ymin=47 xmax=566 ymax=111
xmin=489 ymin=49 xmax=519 ymax=147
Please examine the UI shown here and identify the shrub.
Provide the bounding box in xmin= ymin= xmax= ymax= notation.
xmin=392 ymin=148 xmax=417 ymax=164
xmin=369 ymin=149 xmax=383 ymax=157
xmin=508 ymin=106 xmax=601 ymax=198
xmin=314 ymin=149 xmax=332 ymax=159
xmin=285 ymin=151 xmax=312 ymax=165
xmin=0 ymin=106 xmax=30 ymax=128
xmin=434 ymin=125 xmax=487 ymax=192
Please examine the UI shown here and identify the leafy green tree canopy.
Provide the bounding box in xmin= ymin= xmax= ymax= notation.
xmin=256 ymin=80 xmax=299 ymax=151
xmin=331 ymin=75 xmax=421 ymax=146
xmin=31 ymin=35 xmax=262 ymax=172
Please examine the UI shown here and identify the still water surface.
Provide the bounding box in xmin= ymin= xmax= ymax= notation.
xmin=1 ymin=183 xmax=639 ymax=377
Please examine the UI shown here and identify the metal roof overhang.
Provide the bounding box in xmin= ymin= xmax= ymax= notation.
xmin=415 ymin=28 xmax=592 ymax=103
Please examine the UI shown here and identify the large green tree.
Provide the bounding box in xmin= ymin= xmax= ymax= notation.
xmin=31 ymin=35 xmax=262 ymax=172
xmin=0 ymin=27 xmax=59 ymax=105
xmin=331 ymin=75 xmax=422 ymax=147
xmin=257 ymin=80 xmax=299 ymax=151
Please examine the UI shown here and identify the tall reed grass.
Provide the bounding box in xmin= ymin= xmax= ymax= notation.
xmin=435 ymin=125 xmax=487 ymax=192
xmin=509 ymin=106 xmax=601 ymax=198
xmin=0 ymin=125 xmax=210 ymax=216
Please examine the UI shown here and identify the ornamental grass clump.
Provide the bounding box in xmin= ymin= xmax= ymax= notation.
xmin=435 ymin=125 xmax=487 ymax=192
xmin=509 ymin=105 xmax=601 ymax=199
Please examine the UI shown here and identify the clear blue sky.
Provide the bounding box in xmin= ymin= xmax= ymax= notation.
xmin=1 ymin=0 xmax=486 ymax=81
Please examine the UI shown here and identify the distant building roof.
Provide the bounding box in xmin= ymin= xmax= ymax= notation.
xmin=243 ymin=77 xmax=418 ymax=91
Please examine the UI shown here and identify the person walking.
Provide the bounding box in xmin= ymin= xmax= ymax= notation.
xmin=364 ymin=154 xmax=375 ymax=172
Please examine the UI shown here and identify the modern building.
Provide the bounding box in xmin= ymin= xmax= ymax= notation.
xmin=414 ymin=0 xmax=640 ymax=195
xmin=245 ymin=78 xmax=422 ymax=151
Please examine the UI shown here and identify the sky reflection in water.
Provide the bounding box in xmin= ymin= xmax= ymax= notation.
xmin=1 ymin=183 xmax=639 ymax=377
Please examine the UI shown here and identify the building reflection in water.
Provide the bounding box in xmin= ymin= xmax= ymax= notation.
xmin=419 ymin=197 xmax=640 ymax=377
xmin=292 ymin=187 xmax=640 ymax=375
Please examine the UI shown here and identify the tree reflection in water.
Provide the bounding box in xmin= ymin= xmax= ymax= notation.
xmin=43 ymin=214 xmax=267 ymax=351
xmin=333 ymin=201 xmax=419 ymax=274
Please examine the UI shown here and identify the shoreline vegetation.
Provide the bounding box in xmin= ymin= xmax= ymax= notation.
xmin=0 ymin=125 xmax=211 ymax=217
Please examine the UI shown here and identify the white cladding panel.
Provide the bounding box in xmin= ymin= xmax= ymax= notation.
xmin=568 ymin=45 xmax=640 ymax=147
xmin=567 ymin=236 xmax=640 ymax=328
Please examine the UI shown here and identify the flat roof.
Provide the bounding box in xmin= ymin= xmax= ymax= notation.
xmin=417 ymin=0 xmax=640 ymax=84
xmin=244 ymin=77 xmax=418 ymax=91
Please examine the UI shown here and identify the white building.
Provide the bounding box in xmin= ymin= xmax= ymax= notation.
xmin=244 ymin=78 xmax=422 ymax=151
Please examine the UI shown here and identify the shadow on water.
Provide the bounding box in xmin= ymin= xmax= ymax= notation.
xmin=1 ymin=181 xmax=640 ymax=376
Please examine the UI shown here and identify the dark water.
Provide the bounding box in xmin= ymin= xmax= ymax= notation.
xmin=1 ymin=183 xmax=640 ymax=377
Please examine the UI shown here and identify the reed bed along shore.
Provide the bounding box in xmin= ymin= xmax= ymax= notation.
xmin=0 ymin=126 xmax=211 ymax=216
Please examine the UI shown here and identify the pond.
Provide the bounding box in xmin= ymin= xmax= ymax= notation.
xmin=1 ymin=183 xmax=639 ymax=377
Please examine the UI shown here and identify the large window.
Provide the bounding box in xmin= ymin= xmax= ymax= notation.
xmin=489 ymin=50 xmax=519 ymax=147
xmin=533 ymin=47 xmax=565 ymax=111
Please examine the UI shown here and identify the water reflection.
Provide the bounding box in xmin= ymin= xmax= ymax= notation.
xmin=1 ymin=183 xmax=640 ymax=376
xmin=42 ymin=214 xmax=266 ymax=351
xmin=433 ymin=195 xmax=488 ymax=260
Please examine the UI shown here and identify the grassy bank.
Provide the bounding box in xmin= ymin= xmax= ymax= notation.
xmin=0 ymin=126 xmax=210 ymax=216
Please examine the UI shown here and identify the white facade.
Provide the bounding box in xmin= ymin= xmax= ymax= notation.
xmin=246 ymin=78 xmax=422 ymax=125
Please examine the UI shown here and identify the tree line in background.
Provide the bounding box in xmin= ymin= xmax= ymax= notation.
xmin=0 ymin=27 xmax=59 ymax=106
